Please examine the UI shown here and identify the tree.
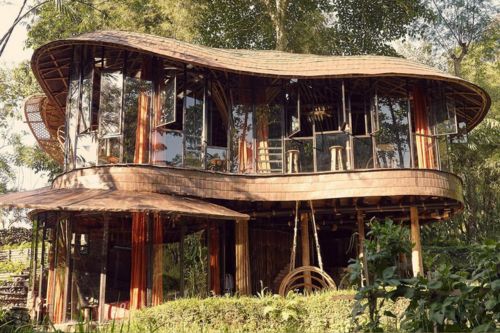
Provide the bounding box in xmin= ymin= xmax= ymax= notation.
xmin=419 ymin=0 xmax=497 ymax=77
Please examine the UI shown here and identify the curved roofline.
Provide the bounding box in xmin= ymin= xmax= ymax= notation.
xmin=31 ymin=30 xmax=490 ymax=131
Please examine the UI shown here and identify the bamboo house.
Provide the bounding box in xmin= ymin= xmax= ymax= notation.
xmin=0 ymin=31 xmax=490 ymax=324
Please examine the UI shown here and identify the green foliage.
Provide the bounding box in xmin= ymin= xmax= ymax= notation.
xmin=0 ymin=227 xmax=31 ymax=246
xmin=351 ymin=219 xmax=500 ymax=332
xmin=0 ymin=260 xmax=27 ymax=274
xmin=349 ymin=219 xmax=411 ymax=332
xmin=130 ymin=290 xmax=407 ymax=333
xmin=402 ymin=241 xmax=500 ymax=332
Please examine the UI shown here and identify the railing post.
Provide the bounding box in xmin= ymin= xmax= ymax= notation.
xmin=410 ymin=207 xmax=424 ymax=277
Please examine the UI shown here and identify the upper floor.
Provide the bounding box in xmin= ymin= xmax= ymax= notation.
xmin=27 ymin=31 xmax=490 ymax=177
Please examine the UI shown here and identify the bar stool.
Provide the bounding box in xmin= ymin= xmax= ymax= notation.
xmin=329 ymin=145 xmax=345 ymax=171
xmin=287 ymin=149 xmax=300 ymax=174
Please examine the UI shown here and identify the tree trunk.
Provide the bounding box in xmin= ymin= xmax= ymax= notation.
xmin=262 ymin=0 xmax=289 ymax=51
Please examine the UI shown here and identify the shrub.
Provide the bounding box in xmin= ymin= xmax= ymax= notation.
xmin=130 ymin=290 xmax=406 ymax=333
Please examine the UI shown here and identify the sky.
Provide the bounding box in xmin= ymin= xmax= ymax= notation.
xmin=1 ymin=1 xmax=49 ymax=192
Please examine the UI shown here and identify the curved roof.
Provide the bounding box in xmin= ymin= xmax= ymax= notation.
xmin=32 ymin=30 xmax=490 ymax=132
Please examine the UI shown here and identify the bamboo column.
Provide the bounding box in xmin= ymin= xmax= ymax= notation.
xmin=357 ymin=211 xmax=369 ymax=286
xmin=98 ymin=215 xmax=110 ymax=322
xmin=235 ymin=219 xmax=251 ymax=295
xmin=300 ymin=213 xmax=312 ymax=293
xmin=410 ymin=207 xmax=424 ymax=277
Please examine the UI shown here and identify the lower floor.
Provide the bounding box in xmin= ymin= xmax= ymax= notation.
xmin=28 ymin=202 xmax=426 ymax=324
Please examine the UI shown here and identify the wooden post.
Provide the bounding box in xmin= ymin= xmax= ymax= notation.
xmin=235 ymin=219 xmax=251 ymax=295
xmin=146 ymin=213 xmax=153 ymax=307
xmin=98 ymin=215 xmax=110 ymax=322
xmin=37 ymin=217 xmax=47 ymax=323
xmin=30 ymin=215 xmax=39 ymax=313
xmin=180 ymin=223 xmax=185 ymax=296
xmin=357 ymin=211 xmax=369 ymax=286
xmin=63 ymin=216 xmax=72 ymax=322
xmin=410 ymin=207 xmax=424 ymax=277
xmin=300 ymin=213 xmax=312 ymax=293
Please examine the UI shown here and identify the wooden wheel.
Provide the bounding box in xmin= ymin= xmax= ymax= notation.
xmin=279 ymin=265 xmax=336 ymax=296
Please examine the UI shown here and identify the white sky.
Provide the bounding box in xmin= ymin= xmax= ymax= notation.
xmin=1 ymin=1 xmax=49 ymax=192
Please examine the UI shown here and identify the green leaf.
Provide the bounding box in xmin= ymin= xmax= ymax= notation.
xmin=428 ymin=280 xmax=443 ymax=290
xmin=490 ymin=279 xmax=500 ymax=291
xmin=472 ymin=323 xmax=493 ymax=333
xmin=382 ymin=266 xmax=396 ymax=280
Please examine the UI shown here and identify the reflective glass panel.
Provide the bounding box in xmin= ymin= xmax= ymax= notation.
xmin=98 ymin=137 xmax=121 ymax=164
xmin=157 ymin=66 xmax=178 ymax=126
xmin=429 ymin=91 xmax=458 ymax=136
xmin=285 ymin=79 xmax=300 ymax=136
xmin=375 ymin=96 xmax=411 ymax=168
xmin=78 ymin=47 xmax=94 ymax=134
xmin=284 ymin=138 xmax=314 ymax=173
xmin=122 ymin=76 xmax=153 ymax=163
xmin=151 ymin=129 xmax=183 ymax=166
xmin=99 ymin=71 xmax=123 ymax=137
xmin=256 ymin=81 xmax=283 ymax=173
xmin=316 ymin=133 xmax=349 ymax=171
xmin=163 ymin=222 xmax=182 ymax=300
xmin=183 ymin=229 xmax=208 ymax=297
xmin=75 ymin=133 xmax=97 ymax=167
xmin=206 ymin=147 xmax=228 ymax=172
xmin=184 ymin=72 xmax=204 ymax=168
xmin=230 ymin=85 xmax=254 ymax=173
xmin=66 ymin=46 xmax=81 ymax=170
xmin=353 ymin=137 xmax=374 ymax=169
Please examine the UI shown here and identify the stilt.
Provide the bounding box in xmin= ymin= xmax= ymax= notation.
xmin=300 ymin=213 xmax=312 ymax=293
xmin=98 ymin=215 xmax=109 ymax=322
xmin=410 ymin=207 xmax=424 ymax=277
xmin=357 ymin=211 xmax=369 ymax=286
xmin=235 ymin=219 xmax=251 ymax=295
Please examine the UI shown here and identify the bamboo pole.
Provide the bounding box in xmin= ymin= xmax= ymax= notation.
xmin=300 ymin=213 xmax=312 ymax=293
xmin=410 ymin=207 xmax=424 ymax=277
xmin=235 ymin=219 xmax=251 ymax=295
xmin=98 ymin=215 xmax=109 ymax=322
xmin=357 ymin=211 xmax=369 ymax=286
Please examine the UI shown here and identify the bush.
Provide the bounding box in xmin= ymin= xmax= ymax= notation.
xmin=130 ymin=290 xmax=406 ymax=333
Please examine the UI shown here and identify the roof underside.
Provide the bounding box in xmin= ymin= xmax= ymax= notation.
xmin=31 ymin=30 xmax=490 ymax=138
xmin=0 ymin=187 xmax=249 ymax=220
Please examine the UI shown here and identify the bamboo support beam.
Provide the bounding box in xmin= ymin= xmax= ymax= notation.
xmin=300 ymin=213 xmax=312 ymax=294
xmin=357 ymin=211 xmax=369 ymax=286
xmin=410 ymin=207 xmax=424 ymax=277
xmin=235 ymin=219 xmax=251 ymax=295
xmin=98 ymin=215 xmax=109 ymax=322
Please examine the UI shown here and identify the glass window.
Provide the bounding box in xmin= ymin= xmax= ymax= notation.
xmin=122 ymin=74 xmax=153 ymax=164
xmin=230 ymin=82 xmax=254 ymax=173
xmin=350 ymin=94 xmax=371 ymax=136
xmin=78 ymin=47 xmax=95 ymax=134
xmin=375 ymin=95 xmax=411 ymax=168
xmin=206 ymin=147 xmax=228 ymax=171
xmin=98 ymin=71 xmax=123 ymax=137
xmin=353 ymin=137 xmax=374 ymax=169
xmin=284 ymin=138 xmax=314 ymax=173
xmin=98 ymin=137 xmax=121 ymax=164
xmin=256 ymin=80 xmax=283 ymax=173
xmin=157 ymin=62 xmax=179 ymax=126
xmin=316 ymin=133 xmax=349 ymax=171
xmin=285 ymin=79 xmax=300 ymax=136
xmin=184 ymin=72 xmax=204 ymax=168
xmin=429 ymin=88 xmax=458 ymax=136
xmin=75 ymin=133 xmax=97 ymax=167
xmin=65 ymin=46 xmax=81 ymax=170
xmin=152 ymin=129 xmax=183 ymax=166
xmin=206 ymin=80 xmax=228 ymax=148
xmin=183 ymin=229 xmax=208 ymax=298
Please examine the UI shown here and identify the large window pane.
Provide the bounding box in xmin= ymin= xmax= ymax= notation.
xmin=183 ymin=229 xmax=208 ymax=298
xmin=184 ymin=72 xmax=204 ymax=168
xmin=316 ymin=133 xmax=349 ymax=171
xmin=230 ymin=85 xmax=254 ymax=173
xmin=429 ymin=89 xmax=458 ymax=136
xmin=65 ymin=46 xmax=81 ymax=170
xmin=157 ymin=64 xmax=178 ymax=126
xmin=98 ymin=137 xmax=121 ymax=164
xmin=206 ymin=147 xmax=228 ymax=171
xmin=353 ymin=137 xmax=374 ymax=169
xmin=152 ymin=129 xmax=183 ymax=166
xmin=99 ymin=71 xmax=123 ymax=137
xmin=75 ymin=133 xmax=97 ymax=168
xmin=375 ymin=96 xmax=411 ymax=168
xmin=285 ymin=79 xmax=300 ymax=136
xmin=122 ymin=76 xmax=153 ymax=164
xmin=284 ymin=138 xmax=314 ymax=173
xmin=256 ymin=81 xmax=283 ymax=173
